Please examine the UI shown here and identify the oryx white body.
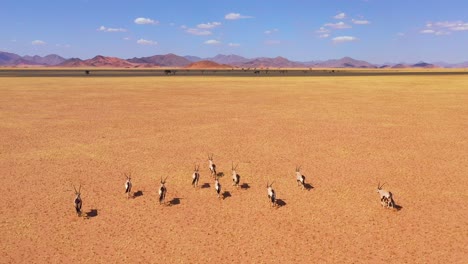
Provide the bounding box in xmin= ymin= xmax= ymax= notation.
xmin=232 ymin=162 xmax=240 ymax=188
xmin=377 ymin=182 xmax=395 ymax=208
xmin=215 ymin=178 xmax=221 ymax=198
xmin=73 ymin=185 xmax=82 ymax=216
xmin=159 ymin=177 xmax=167 ymax=205
xmin=208 ymin=154 xmax=217 ymax=178
xmin=192 ymin=165 xmax=200 ymax=188
xmin=295 ymin=166 xmax=305 ymax=190
xmin=124 ymin=173 xmax=132 ymax=199
xmin=267 ymin=182 xmax=276 ymax=207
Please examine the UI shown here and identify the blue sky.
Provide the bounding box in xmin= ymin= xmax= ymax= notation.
xmin=1 ymin=0 xmax=468 ymax=63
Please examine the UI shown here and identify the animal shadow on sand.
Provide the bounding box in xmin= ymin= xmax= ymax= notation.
xmin=216 ymin=172 xmax=224 ymax=177
xmin=304 ymin=183 xmax=314 ymax=191
xmin=85 ymin=209 xmax=98 ymax=219
xmin=222 ymin=191 xmax=231 ymax=199
xmin=201 ymin=183 xmax=211 ymax=189
xmin=169 ymin=198 xmax=181 ymax=206
xmin=393 ymin=204 xmax=403 ymax=211
xmin=276 ymin=199 xmax=287 ymax=207
xmin=133 ymin=190 xmax=143 ymax=198
xmin=240 ymin=183 xmax=250 ymax=190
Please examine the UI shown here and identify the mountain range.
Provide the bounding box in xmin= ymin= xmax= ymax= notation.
xmin=1 ymin=51 xmax=467 ymax=68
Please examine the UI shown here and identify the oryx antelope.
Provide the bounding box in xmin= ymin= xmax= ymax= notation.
xmin=124 ymin=172 xmax=132 ymax=199
xmin=192 ymin=164 xmax=200 ymax=188
xmin=73 ymin=185 xmax=82 ymax=216
xmin=295 ymin=166 xmax=306 ymax=190
xmin=208 ymin=154 xmax=217 ymax=178
xmin=215 ymin=177 xmax=221 ymax=199
xmin=267 ymin=181 xmax=276 ymax=207
xmin=231 ymin=162 xmax=240 ymax=188
xmin=159 ymin=177 xmax=168 ymax=205
xmin=377 ymin=182 xmax=395 ymax=208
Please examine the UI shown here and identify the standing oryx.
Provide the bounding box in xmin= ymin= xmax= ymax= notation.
xmin=295 ymin=166 xmax=306 ymax=190
xmin=192 ymin=164 xmax=200 ymax=188
xmin=231 ymin=162 xmax=240 ymax=188
xmin=208 ymin=154 xmax=217 ymax=178
xmin=73 ymin=185 xmax=82 ymax=216
xmin=267 ymin=181 xmax=276 ymax=207
xmin=377 ymin=182 xmax=395 ymax=209
xmin=215 ymin=176 xmax=221 ymax=199
xmin=124 ymin=172 xmax=132 ymax=199
xmin=159 ymin=177 xmax=168 ymax=205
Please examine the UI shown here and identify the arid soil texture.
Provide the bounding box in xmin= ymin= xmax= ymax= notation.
xmin=1 ymin=75 xmax=467 ymax=263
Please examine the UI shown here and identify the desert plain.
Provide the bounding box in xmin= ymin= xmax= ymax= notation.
xmin=0 ymin=71 xmax=467 ymax=263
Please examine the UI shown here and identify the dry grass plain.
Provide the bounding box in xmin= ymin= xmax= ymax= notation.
xmin=0 ymin=74 xmax=467 ymax=263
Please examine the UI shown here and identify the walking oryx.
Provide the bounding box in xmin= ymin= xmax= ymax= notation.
xmin=295 ymin=166 xmax=306 ymax=190
xmin=377 ymin=182 xmax=395 ymax=209
xmin=73 ymin=185 xmax=82 ymax=216
xmin=159 ymin=177 xmax=168 ymax=205
xmin=124 ymin=172 xmax=132 ymax=199
xmin=267 ymin=181 xmax=276 ymax=207
xmin=215 ymin=177 xmax=221 ymax=199
xmin=192 ymin=164 xmax=200 ymax=188
xmin=208 ymin=154 xmax=217 ymax=178
xmin=231 ymin=162 xmax=240 ymax=188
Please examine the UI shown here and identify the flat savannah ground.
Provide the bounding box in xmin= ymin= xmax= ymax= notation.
xmin=0 ymin=75 xmax=467 ymax=263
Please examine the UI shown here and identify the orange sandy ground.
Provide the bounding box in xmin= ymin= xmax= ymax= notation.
xmin=0 ymin=76 xmax=467 ymax=263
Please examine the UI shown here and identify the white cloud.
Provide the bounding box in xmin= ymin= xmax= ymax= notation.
xmin=324 ymin=21 xmax=351 ymax=29
xmin=319 ymin=34 xmax=330 ymax=38
xmin=228 ymin=43 xmax=240 ymax=47
xmin=332 ymin=36 xmax=358 ymax=44
xmin=225 ymin=13 xmax=253 ymax=20
xmin=32 ymin=40 xmax=46 ymax=45
xmin=421 ymin=20 xmax=468 ymax=35
xmin=352 ymin=19 xmax=370 ymax=25
xmin=123 ymin=37 xmax=131 ymax=40
xmin=137 ymin=39 xmax=157 ymax=45
xmin=264 ymin=28 xmax=279 ymax=34
xmin=420 ymin=29 xmax=435 ymax=34
xmin=134 ymin=17 xmax=158 ymax=25
xmin=316 ymin=27 xmax=330 ymax=34
xmin=197 ymin=22 xmax=221 ymax=29
xmin=97 ymin=26 xmax=127 ymax=32
xmin=397 ymin=32 xmax=405 ymax=37
xmin=334 ymin=12 xmax=346 ymax=19
xmin=186 ymin=28 xmax=212 ymax=36
xmin=205 ymin=39 xmax=221 ymax=45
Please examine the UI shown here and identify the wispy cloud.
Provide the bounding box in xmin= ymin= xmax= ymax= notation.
xmin=137 ymin=39 xmax=157 ymax=45
xmin=333 ymin=12 xmax=346 ymax=19
xmin=197 ymin=22 xmax=221 ymax=29
xmin=332 ymin=36 xmax=358 ymax=44
xmin=205 ymin=39 xmax=221 ymax=45
xmin=225 ymin=13 xmax=253 ymax=20
xmin=186 ymin=28 xmax=212 ymax=36
xmin=420 ymin=29 xmax=435 ymax=34
xmin=421 ymin=21 xmax=468 ymax=35
xmin=32 ymin=40 xmax=46 ymax=45
xmin=316 ymin=27 xmax=330 ymax=34
xmin=134 ymin=17 xmax=158 ymax=25
xmin=319 ymin=34 xmax=330 ymax=38
xmin=228 ymin=43 xmax=240 ymax=47
xmin=97 ymin=26 xmax=127 ymax=32
xmin=264 ymin=28 xmax=279 ymax=34
xmin=352 ymin=19 xmax=370 ymax=25
xmin=324 ymin=21 xmax=351 ymax=29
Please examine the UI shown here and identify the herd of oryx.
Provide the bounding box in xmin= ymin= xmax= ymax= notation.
xmin=72 ymin=154 xmax=397 ymax=216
